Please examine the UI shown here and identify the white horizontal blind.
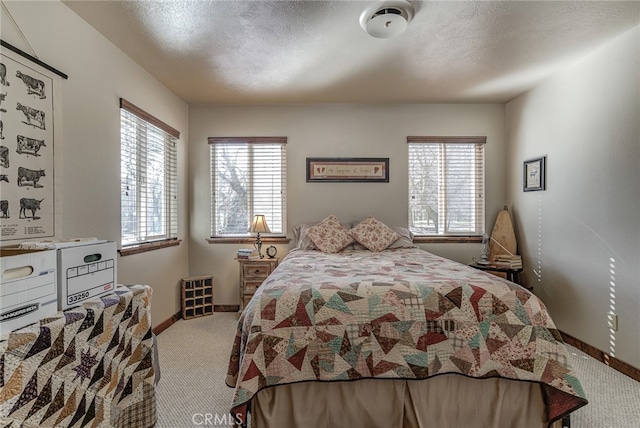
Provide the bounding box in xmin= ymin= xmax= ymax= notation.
xmin=209 ymin=137 xmax=287 ymax=236
xmin=408 ymin=136 xmax=485 ymax=236
xmin=120 ymin=99 xmax=178 ymax=246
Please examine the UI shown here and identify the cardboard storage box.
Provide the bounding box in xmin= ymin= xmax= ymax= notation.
xmin=0 ymin=247 xmax=58 ymax=336
xmin=56 ymin=241 xmax=117 ymax=310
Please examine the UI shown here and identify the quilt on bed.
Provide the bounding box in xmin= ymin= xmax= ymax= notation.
xmin=226 ymin=248 xmax=587 ymax=423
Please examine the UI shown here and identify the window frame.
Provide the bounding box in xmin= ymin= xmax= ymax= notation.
xmin=208 ymin=136 xmax=288 ymax=242
xmin=119 ymin=98 xmax=180 ymax=255
xmin=407 ymin=136 xmax=486 ymax=243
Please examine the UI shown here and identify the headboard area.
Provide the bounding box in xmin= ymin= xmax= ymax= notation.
xmin=292 ymin=215 xmax=415 ymax=253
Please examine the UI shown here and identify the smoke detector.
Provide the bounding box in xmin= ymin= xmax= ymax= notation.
xmin=360 ymin=0 xmax=415 ymax=39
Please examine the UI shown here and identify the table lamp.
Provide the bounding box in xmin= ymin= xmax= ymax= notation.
xmin=250 ymin=214 xmax=270 ymax=259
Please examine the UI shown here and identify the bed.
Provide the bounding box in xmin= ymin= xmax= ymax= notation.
xmin=226 ymin=216 xmax=587 ymax=427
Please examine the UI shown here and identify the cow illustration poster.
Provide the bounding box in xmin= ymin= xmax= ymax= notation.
xmin=1 ymin=47 xmax=55 ymax=240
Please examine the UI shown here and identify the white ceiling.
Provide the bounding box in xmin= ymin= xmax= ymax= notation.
xmin=62 ymin=1 xmax=640 ymax=105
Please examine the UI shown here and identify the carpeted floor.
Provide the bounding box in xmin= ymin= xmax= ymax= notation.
xmin=155 ymin=313 xmax=239 ymax=428
xmin=155 ymin=313 xmax=640 ymax=427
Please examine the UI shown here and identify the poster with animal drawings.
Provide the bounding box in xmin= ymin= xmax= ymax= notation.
xmin=1 ymin=47 xmax=55 ymax=240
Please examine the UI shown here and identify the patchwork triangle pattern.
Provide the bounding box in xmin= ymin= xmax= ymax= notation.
xmin=227 ymin=248 xmax=587 ymax=424
xmin=1 ymin=285 xmax=157 ymax=427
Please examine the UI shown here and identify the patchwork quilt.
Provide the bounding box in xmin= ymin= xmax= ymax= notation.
xmin=227 ymin=248 xmax=587 ymax=424
xmin=1 ymin=284 xmax=156 ymax=428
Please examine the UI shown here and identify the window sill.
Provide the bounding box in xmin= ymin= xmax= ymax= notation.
xmin=119 ymin=239 xmax=182 ymax=256
xmin=413 ymin=235 xmax=482 ymax=244
xmin=207 ymin=236 xmax=291 ymax=244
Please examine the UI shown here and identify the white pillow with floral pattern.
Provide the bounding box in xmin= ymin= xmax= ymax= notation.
xmin=349 ymin=216 xmax=399 ymax=252
xmin=306 ymin=215 xmax=354 ymax=253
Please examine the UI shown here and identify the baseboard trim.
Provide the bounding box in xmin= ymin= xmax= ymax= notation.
xmin=153 ymin=311 xmax=181 ymax=335
xmin=214 ymin=304 xmax=240 ymax=312
xmin=561 ymin=330 xmax=640 ymax=382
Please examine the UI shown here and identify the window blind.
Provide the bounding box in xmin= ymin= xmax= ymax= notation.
xmin=120 ymin=99 xmax=178 ymax=246
xmin=209 ymin=137 xmax=287 ymax=237
xmin=407 ymin=136 xmax=485 ymax=236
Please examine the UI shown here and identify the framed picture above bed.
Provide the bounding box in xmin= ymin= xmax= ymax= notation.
xmin=306 ymin=157 xmax=389 ymax=183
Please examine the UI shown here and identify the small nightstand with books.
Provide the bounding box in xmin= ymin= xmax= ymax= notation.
xmin=236 ymin=249 xmax=278 ymax=311
xmin=469 ymin=255 xmax=531 ymax=292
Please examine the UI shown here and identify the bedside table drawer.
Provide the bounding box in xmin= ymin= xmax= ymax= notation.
xmin=242 ymin=263 xmax=272 ymax=278
xmin=243 ymin=280 xmax=264 ymax=296
xmin=237 ymin=257 xmax=278 ymax=311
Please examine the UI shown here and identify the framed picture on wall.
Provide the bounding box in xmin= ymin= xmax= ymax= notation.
xmin=306 ymin=157 xmax=389 ymax=183
xmin=523 ymin=156 xmax=546 ymax=192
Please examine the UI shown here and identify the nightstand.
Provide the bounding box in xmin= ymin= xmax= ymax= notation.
xmin=237 ymin=258 xmax=279 ymax=310
xmin=469 ymin=262 xmax=532 ymax=292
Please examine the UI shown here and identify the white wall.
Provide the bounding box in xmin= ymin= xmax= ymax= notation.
xmin=189 ymin=104 xmax=507 ymax=305
xmin=506 ymin=26 xmax=640 ymax=368
xmin=1 ymin=1 xmax=190 ymax=326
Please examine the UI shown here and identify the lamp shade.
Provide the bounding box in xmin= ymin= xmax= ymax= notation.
xmin=250 ymin=215 xmax=271 ymax=234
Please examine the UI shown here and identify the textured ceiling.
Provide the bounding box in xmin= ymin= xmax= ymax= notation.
xmin=62 ymin=1 xmax=640 ymax=105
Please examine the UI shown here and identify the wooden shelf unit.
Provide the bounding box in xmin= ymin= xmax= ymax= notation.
xmin=181 ymin=275 xmax=214 ymax=319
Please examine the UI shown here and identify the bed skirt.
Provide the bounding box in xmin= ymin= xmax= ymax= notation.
xmin=251 ymin=375 xmax=562 ymax=428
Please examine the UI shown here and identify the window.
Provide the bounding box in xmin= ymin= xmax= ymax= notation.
xmin=209 ymin=137 xmax=287 ymax=237
xmin=120 ymin=99 xmax=179 ymax=247
xmin=408 ymin=136 xmax=485 ymax=237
